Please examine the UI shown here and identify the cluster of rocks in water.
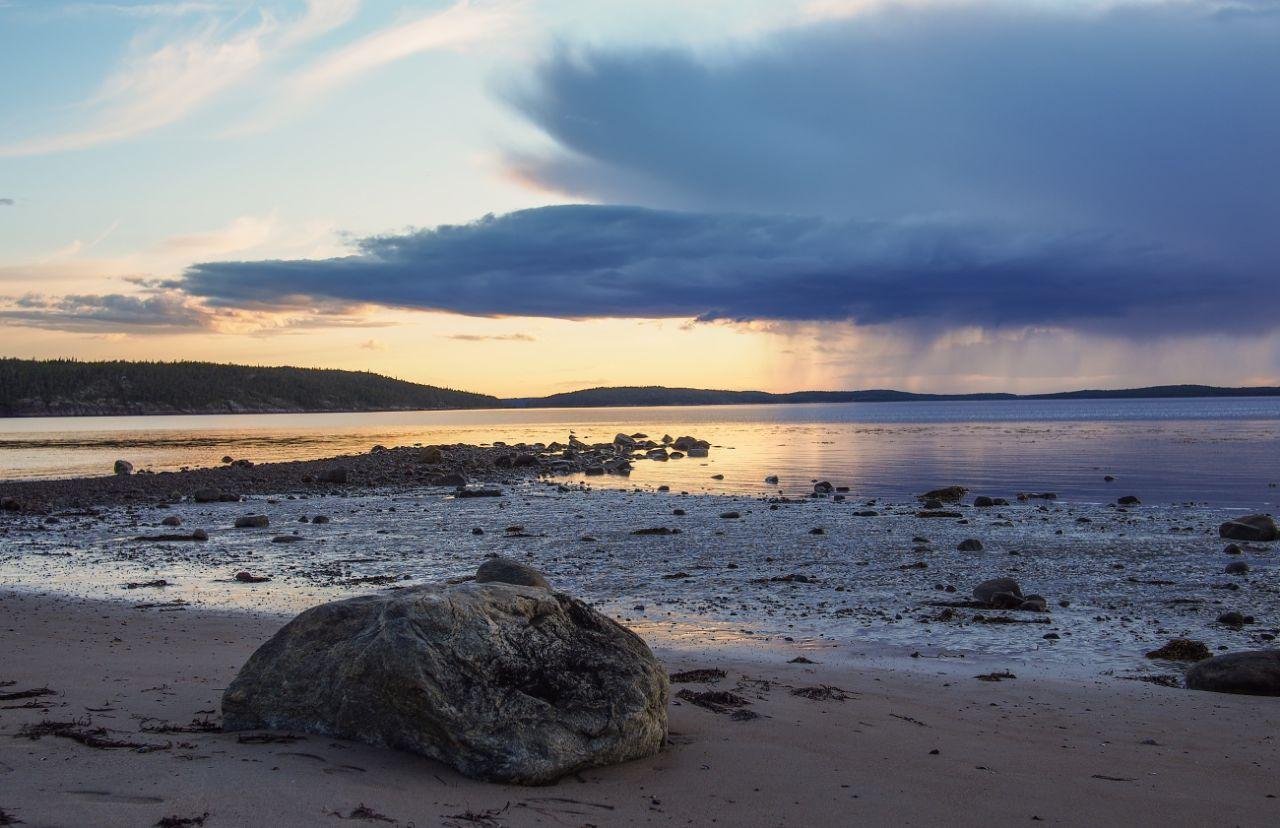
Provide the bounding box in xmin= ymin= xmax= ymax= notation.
xmin=221 ymin=558 xmax=668 ymax=784
xmin=0 ymin=434 xmax=718 ymax=513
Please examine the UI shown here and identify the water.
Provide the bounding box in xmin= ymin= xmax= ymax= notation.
xmin=2 ymin=397 xmax=1279 ymax=508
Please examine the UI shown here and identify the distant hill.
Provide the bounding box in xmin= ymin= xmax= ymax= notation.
xmin=507 ymin=384 xmax=1280 ymax=408
xmin=0 ymin=359 xmax=499 ymax=417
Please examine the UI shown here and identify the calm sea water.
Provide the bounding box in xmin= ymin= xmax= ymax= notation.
xmin=2 ymin=398 xmax=1278 ymax=508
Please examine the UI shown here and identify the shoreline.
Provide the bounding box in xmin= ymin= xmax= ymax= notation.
xmin=2 ymin=589 xmax=1278 ymax=826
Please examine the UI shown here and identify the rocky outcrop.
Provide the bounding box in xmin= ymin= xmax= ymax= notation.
xmin=221 ymin=580 xmax=668 ymax=784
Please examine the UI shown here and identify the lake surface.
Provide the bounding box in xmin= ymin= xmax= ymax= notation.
xmin=2 ymin=397 xmax=1279 ymax=508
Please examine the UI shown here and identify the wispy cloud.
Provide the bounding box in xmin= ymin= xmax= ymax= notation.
xmin=0 ymin=291 xmax=214 ymax=332
xmin=443 ymin=332 xmax=535 ymax=342
xmin=51 ymin=2 xmax=230 ymax=18
xmin=0 ymin=1 xmax=360 ymax=157
xmin=0 ymin=198 xmax=14 ymax=206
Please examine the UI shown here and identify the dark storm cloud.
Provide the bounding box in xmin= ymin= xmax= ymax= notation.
xmin=180 ymin=204 xmax=1271 ymax=335
xmin=177 ymin=1 xmax=1280 ymax=336
xmin=506 ymin=1 xmax=1280 ymax=268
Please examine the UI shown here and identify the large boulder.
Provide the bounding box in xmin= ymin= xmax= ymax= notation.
xmin=1186 ymin=650 xmax=1280 ymax=696
xmin=1219 ymin=514 xmax=1279 ymax=542
xmin=221 ymin=582 xmax=668 ymax=784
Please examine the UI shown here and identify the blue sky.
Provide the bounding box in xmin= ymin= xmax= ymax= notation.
xmin=2 ymin=0 xmax=1278 ymax=395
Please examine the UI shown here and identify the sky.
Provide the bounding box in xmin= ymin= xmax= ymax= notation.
xmin=2 ymin=0 xmax=1278 ymax=396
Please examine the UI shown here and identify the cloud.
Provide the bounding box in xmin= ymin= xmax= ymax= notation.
xmin=0 ymin=1 xmax=358 ymax=157
xmin=358 ymin=337 xmax=387 ymax=350
xmin=289 ymin=0 xmax=510 ymax=97
xmin=0 ymin=292 xmax=214 ymax=332
xmin=0 ymin=198 xmax=13 ymax=206
xmin=179 ymin=203 xmax=1274 ymax=336
xmin=443 ymin=333 xmax=536 ymax=342
xmin=50 ymin=2 xmax=229 ymax=17
xmin=505 ymin=1 xmax=1280 ymax=270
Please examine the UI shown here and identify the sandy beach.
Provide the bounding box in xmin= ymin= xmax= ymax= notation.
xmin=1 ymin=588 xmax=1277 ymax=827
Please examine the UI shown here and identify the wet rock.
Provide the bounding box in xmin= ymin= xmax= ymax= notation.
xmin=813 ymin=482 xmax=834 ymax=495
xmin=765 ymin=475 xmax=779 ymax=485
xmin=311 ymin=515 xmax=330 ymax=524
xmin=475 ymin=558 xmax=550 ymax=590
xmin=221 ymin=583 xmax=668 ymax=784
xmin=920 ymin=486 xmax=967 ymax=503
xmin=1225 ymin=561 xmax=1250 ymax=575
xmin=916 ymin=510 xmax=962 ymax=519
xmin=234 ymin=515 xmax=269 ymax=529
xmin=1219 ymin=514 xmax=1279 ymax=542
xmin=430 ymin=473 xmax=468 ymax=487
xmin=235 ymin=571 xmax=271 ymax=583
xmin=419 ymin=447 xmax=444 ymax=464
xmin=161 ymin=515 xmax=182 ymax=527
xmin=113 ymin=459 xmax=134 ymax=476
xmin=1018 ymin=595 xmax=1048 ymax=612
xmin=972 ymin=496 xmax=995 ymax=508
xmin=193 ymin=488 xmax=223 ymax=503
xmin=1146 ymin=639 xmax=1212 ymax=662
xmin=957 ymin=539 xmax=984 ymax=552
xmin=1217 ymin=611 xmax=1252 ymax=629
xmin=973 ymin=577 xmax=1021 ymax=606
xmin=1117 ymin=495 xmax=1141 ymax=506
xmin=1186 ymin=650 xmax=1280 ymax=696
xmin=1223 ymin=544 xmax=1243 ymax=555
xmin=456 ymin=487 xmax=503 ymax=498
xmin=719 ymin=511 xmax=741 ymax=519
xmin=272 ymin=535 xmax=305 ymax=544
xmin=192 ymin=528 xmax=208 ymax=541
xmin=513 ymin=453 xmax=539 ymax=467
xmin=671 ymin=436 xmax=709 ymax=452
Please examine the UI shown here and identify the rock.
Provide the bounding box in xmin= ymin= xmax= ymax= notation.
xmin=318 ymin=467 xmax=349 ymax=484
xmin=272 ymin=535 xmax=305 ymax=544
xmin=513 ymin=453 xmax=539 ymax=467
xmin=972 ymin=496 xmax=995 ymax=508
xmin=1223 ymin=544 xmax=1243 ymax=555
xmin=1186 ymin=650 xmax=1280 ymax=696
xmin=1225 ymin=561 xmax=1250 ymax=575
xmin=813 ymin=481 xmax=834 ymax=495
xmin=312 ymin=515 xmax=330 ymax=524
xmin=671 ymin=436 xmax=709 ymax=452
xmin=685 ymin=447 xmax=709 ymax=458
xmin=191 ymin=528 xmax=209 ymax=541
xmin=1117 ymin=495 xmax=1141 ymax=506
xmin=922 ymin=499 xmax=943 ymax=509
xmin=1219 ymin=514 xmax=1279 ymax=542
xmin=430 ymin=473 xmax=468 ymax=487
xmin=613 ymin=433 xmax=637 ymax=448
xmin=235 ymin=571 xmax=271 ymax=583
xmin=1145 ymin=639 xmax=1211 ymax=662
xmin=221 ymin=583 xmax=668 ymax=784
xmin=420 ymin=447 xmax=444 ymax=464
xmin=1217 ymin=611 xmax=1251 ymax=628
xmin=222 ymin=455 xmax=235 ymax=464
xmin=920 ymin=486 xmax=967 ymax=503
xmin=916 ymin=510 xmax=962 ymax=518
xmin=973 ymin=577 xmax=1022 ymax=606
xmin=456 ymin=487 xmax=503 ymax=498
xmin=234 ymin=515 xmax=270 ymax=529
xmin=1018 ymin=595 xmax=1048 ymax=612
xmin=113 ymin=459 xmax=134 ymax=476
xmin=957 ymin=539 xmax=984 ymax=552
xmin=161 ymin=515 xmax=182 ymax=527
xmin=765 ymin=475 xmax=779 ymax=485
xmin=719 ymin=511 xmax=740 ymax=519
xmin=475 ymin=558 xmax=550 ymax=590
xmin=193 ymin=488 xmax=222 ymax=503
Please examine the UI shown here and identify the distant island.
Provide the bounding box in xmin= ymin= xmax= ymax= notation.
xmin=0 ymin=359 xmax=498 ymax=417
xmin=1 ymin=358 xmax=1277 ymax=417
xmin=505 ymin=384 xmax=1280 ymax=408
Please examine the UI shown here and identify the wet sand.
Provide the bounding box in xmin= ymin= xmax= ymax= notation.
xmin=1 ymin=589 xmax=1278 ymax=827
